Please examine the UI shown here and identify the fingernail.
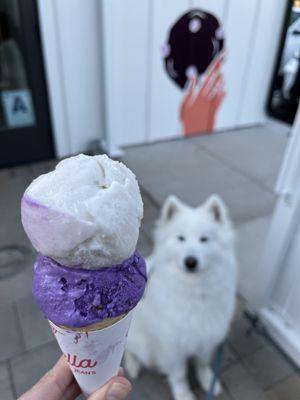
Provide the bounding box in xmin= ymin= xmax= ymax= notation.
xmin=106 ymin=382 xmax=130 ymax=400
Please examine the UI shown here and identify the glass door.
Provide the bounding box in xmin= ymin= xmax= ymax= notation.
xmin=267 ymin=0 xmax=300 ymax=124
xmin=0 ymin=0 xmax=53 ymax=167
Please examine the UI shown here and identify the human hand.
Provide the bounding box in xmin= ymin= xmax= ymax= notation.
xmin=180 ymin=51 xmax=226 ymax=136
xmin=18 ymin=355 xmax=132 ymax=400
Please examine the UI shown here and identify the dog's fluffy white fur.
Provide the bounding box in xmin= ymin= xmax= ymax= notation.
xmin=125 ymin=194 xmax=237 ymax=400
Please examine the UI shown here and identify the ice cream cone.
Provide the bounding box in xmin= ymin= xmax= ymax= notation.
xmin=20 ymin=154 xmax=147 ymax=397
xmin=50 ymin=312 xmax=133 ymax=397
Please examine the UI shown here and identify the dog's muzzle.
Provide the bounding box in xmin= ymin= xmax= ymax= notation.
xmin=184 ymin=256 xmax=198 ymax=272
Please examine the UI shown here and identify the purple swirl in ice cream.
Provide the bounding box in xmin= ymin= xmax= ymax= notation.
xmin=33 ymin=251 xmax=147 ymax=327
xmin=21 ymin=154 xmax=143 ymax=269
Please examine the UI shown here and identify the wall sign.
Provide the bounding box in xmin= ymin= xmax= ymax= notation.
xmin=1 ymin=89 xmax=35 ymax=128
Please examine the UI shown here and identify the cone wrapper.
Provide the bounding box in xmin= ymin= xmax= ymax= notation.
xmin=49 ymin=312 xmax=133 ymax=396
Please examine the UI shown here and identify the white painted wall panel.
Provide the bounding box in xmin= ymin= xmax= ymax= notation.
xmin=55 ymin=0 xmax=104 ymax=154
xmin=103 ymin=0 xmax=150 ymax=148
xmin=215 ymin=0 xmax=260 ymax=130
xmin=191 ymin=0 xmax=227 ymax=21
xmin=39 ymin=0 xmax=105 ymax=156
xmin=37 ymin=0 xmax=71 ymax=157
xmin=238 ymin=0 xmax=287 ymax=125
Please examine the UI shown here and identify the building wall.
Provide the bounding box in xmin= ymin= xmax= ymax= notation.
xmin=104 ymin=0 xmax=288 ymax=148
xmin=38 ymin=0 xmax=105 ymax=158
xmin=38 ymin=1 xmax=288 ymax=156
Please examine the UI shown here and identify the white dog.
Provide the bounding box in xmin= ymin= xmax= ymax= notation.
xmin=125 ymin=194 xmax=237 ymax=400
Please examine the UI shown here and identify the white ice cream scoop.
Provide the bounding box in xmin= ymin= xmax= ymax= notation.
xmin=21 ymin=154 xmax=143 ymax=269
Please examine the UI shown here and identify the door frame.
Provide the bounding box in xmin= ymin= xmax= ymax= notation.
xmin=0 ymin=0 xmax=54 ymax=167
xmin=252 ymin=105 xmax=300 ymax=366
xmin=253 ymin=106 xmax=300 ymax=311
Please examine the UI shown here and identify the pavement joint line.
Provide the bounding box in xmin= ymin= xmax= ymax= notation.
xmin=13 ymin=301 xmax=27 ymax=354
xmin=194 ymin=142 xmax=278 ymax=197
xmin=140 ymin=185 xmax=161 ymax=208
xmin=6 ymin=358 xmax=17 ymax=399
xmin=233 ymin=210 xmax=274 ymax=228
xmin=8 ymin=338 xmax=57 ymax=364
xmin=262 ymin=371 xmax=297 ymax=392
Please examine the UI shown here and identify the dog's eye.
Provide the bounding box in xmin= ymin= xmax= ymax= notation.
xmin=200 ymin=236 xmax=209 ymax=243
xmin=178 ymin=235 xmax=185 ymax=241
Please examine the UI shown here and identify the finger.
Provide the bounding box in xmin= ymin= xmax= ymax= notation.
xmin=187 ymin=75 xmax=199 ymax=106
xmin=50 ymin=355 xmax=74 ymax=389
xmin=63 ymin=381 xmax=81 ymax=400
xmin=207 ymin=76 xmax=224 ymax=99
xmin=201 ymin=51 xmax=225 ymax=92
xmin=202 ymin=71 xmax=222 ymax=96
xmin=181 ymin=76 xmax=197 ymax=113
xmin=215 ymin=90 xmax=226 ymax=108
xmin=105 ymin=378 xmax=132 ymax=400
xmin=188 ymin=75 xmax=197 ymax=94
xmin=212 ymin=49 xmax=226 ymax=71
xmin=118 ymin=367 xmax=125 ymax=377
xmin=184 ymin=75 xmax=196 ymax=99
xmin=211 ymin=90 xmax=226 ymax=110
xmin=88 ymin=377 xmax=132 ymax=400
xmin=180 ymin=97 xmax=188 ymax=121
xmin=18 ymin=356 xmax=75 ymax=400
xmin=205 ymin=74 xmax=223 ymax=98
xmin=202 ymin=50 xmax=227 ymax=93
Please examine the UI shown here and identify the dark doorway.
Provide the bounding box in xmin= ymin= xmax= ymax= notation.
xmin=0 ymin=0 xmax=53 ymax=167
xmin=267 ymin=1 xmax=300 ymax=125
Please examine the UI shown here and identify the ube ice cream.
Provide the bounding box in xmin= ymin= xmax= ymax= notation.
xmin=33 ymin=251 xmax=146 ymax=327
xmin=21 ymin=154 xmax=147 ymax=328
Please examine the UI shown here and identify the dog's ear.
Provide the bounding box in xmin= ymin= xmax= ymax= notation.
xmin=160 ymin=195 xmax=184 ymax=222
xmin=203 ymin=194 xmax=228 ymax=224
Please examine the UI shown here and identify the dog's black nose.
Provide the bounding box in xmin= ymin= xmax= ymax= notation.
xmin=184 ymin=256 xmax=198 ymax=271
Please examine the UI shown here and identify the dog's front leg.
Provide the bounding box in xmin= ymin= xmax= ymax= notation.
xmin=124 ymin=351 xmax=142 ymax=379
xmin=196 ymin=356 xmax=223 ymax=396
xmin=167 ymin=361 xmax=195 ymax=400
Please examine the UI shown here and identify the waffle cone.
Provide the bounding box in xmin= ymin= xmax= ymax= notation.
xmin=59 ymin=314 xmax=126 ymax=332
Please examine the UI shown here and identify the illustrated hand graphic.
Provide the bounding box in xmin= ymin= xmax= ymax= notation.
xmin=180 ymin=51 xmax=226 ymax=136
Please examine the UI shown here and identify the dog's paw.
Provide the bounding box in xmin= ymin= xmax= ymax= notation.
xmin=124 ymin=351 xmax=141 ymax=379
xmin=212 ymin=380 xmax=223 ymax=397
xmin=198 ymin=366 xmax=223 ymax=396
xmin=181 ymin=393 xmax=197 ymax=400
xmin=172 ymin=391 xmax=196 ymax=400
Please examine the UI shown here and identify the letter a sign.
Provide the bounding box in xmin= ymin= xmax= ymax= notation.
xmin=1 ymin=89 xmax=35 ymax=128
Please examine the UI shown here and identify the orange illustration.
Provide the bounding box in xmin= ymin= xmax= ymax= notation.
xmin=180 ymin=52 xmax=226 ymax=136
xmin=162 ymin=9 xmax=226 ymax=137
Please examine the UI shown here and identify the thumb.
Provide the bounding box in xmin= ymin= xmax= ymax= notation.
xmin=88 ymin=376 xmax=132 ymax=400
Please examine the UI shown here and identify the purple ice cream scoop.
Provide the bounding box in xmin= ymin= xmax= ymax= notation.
xmin=32 ymin=251 xmax=147 ymax=327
